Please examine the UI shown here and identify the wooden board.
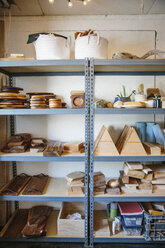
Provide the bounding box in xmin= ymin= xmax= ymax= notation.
xmin=94 ymin=210 xmax=110 ymax=237
xmin=0 ymin=24 xmax=9 ymax=225
xmin=154 ymin=171 xmax=165 ymax=179
xmin=123 ymin=163 xmax=145 ymax=179
xmin=94 ymin=126 xmax=119 ymax=156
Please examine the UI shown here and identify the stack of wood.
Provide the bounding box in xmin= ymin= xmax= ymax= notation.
xmin=64 ymin=142 xmax=85 ymax=154
xmin=0 ymin=173 xmax=49 ymax=196
xmin=43 ymin=141 xmax=63 ymax=156
xmin=94 ymin=172 xmax=106 ymax=195
xmin=2 ymin=133 xmax=31 ymax=153
xmin=30 ymin=138 xmax=47 ymax=153
xmin=65 ymin=171 xmax=85 ymax=196
xmin=30 ymin=95 xmax=47 ymax=109
xmin=27 ymin=92 xmax=56 ymax=108
xmin=152 ymin=170 xmax=165 ymax=193
xmin=116 ymin=125 xmax=147 ymax=156
xmin=0 ymin=86 xmax=28 ymax=109
xmin=143 ymin=142 xmax=164 ymax=155
xmin=120 ymin=162 xmax=153 ymax=194
xmin=49 ymin=98 xmax=62 ymax=108
xmin=70 ymin=91 xmax=85 ymax=108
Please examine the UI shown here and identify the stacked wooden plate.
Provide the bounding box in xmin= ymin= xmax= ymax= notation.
xmin=0 ymin=86 xmax=28 ymax=109
xmin=49 ymin=98 xmax=62 ymax=108
xmin=27 ymin=92 xmax=56 ymax=109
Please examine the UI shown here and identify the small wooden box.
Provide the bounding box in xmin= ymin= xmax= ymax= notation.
xmin=57 ymin=202 xmax=85 ymax=237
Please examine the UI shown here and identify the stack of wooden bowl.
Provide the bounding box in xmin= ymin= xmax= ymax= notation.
xmin=49 ymin=98 xmax=62 ymax=108
xmin=0 ymin=86 xmax=28 ymax=109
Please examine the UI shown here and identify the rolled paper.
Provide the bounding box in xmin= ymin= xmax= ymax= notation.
xmin=146 ymin=122 xmax=156 ymax=143
xmin=135 ymin=122 xmax=146 ymax=142
xmin=152 ymin=124 xmax=165 ymax=147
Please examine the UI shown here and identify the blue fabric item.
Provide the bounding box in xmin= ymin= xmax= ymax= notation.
xmin=152 ymin=124 xmax=165 ymax=147
xmin=146 ymin=122 xmax=156 ymax=143
xmin=135 ymin=122 xmax=146 ymax=142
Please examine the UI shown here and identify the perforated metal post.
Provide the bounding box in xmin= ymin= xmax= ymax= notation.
xmin=9 ymin=76 xmax=19 ymax=210
xmin=89 ymin=58 xmax=94 ymax=247
xmin=84 ymin=58 xmax=90 ymax=247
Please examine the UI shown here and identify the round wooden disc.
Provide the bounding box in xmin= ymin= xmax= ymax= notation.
xmin=73 ymin=97 xmax=84 ymax=106
xmin=0 ymin=92 xmax=19 ymax=97
xmin=31 ymin=106 xmax=47 ymax=109
xmin=0 ymin=102 xmax=25 ymax=105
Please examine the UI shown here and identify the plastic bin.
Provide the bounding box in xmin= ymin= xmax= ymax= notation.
xmin=144 ymin=212 xmax=165 ymax=241
xmin=123 ymin=213 xmax=143 ymax=226
xmin=121 ymin=218 xmax=143 ymax=236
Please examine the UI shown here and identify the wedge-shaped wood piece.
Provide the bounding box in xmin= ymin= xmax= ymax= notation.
xmin=1 ymin=209 xmax=28 ymax=238
xmin=116 ymin=125 xmax=147 ymax=156
xmin=66 ymin=171 xmax=85 ymax=184
xmin=64 ymin=142 xmax=84 ymax=153
xmin=22 ymin=174 xmax=49 ymax=195
xmin=0 ymin=173 xmax=31 ymax=195
xmin=142 ymin=142 xmax=163 ymax=155
xmin=94 ymin=126 xmax=119 ymax=156
xmin=123 ymin=163 xmax=145 ymax=179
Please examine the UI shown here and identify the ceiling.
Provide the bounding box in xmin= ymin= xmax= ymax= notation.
xmin=0 ymin=0 xmax=165 ymax=16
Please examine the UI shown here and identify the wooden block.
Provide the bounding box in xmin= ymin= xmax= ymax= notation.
xmin=143 ymin=142 xmax=162 ymax=155
xmin=94 ymin=126 xmax=119 ymax=156
xmin=43 ymin=141 xmax=63 ymax=156
xmin=121 ymin=186 xmax=152 ymax=194
xmin=70 ymin=91 xmax=85 ymax=108
xmin=126 ymin=162 xmax=143 ymax=170
xmin=67 ymin=186 xmax=84 ymax=196
xmin=120 ymin=170 xmax=129 ymax=184
xmin=116 ymin=125 xmax=147 ymax=156
xmin=66 ymin=171 xmax=85 ymax=184
xmin=139 ymin=182 xmax=152 ymax=190
xmin=153 ymin=184 xmax=165 ymax=193
xmin=154 ymin=172 xmax=165 ymax=179
xmin=123 ymin=163 xmax=145 ymax=179
xmin=106 ymin=187 xmax=120 ymax=195
xmin=143 ymin=166 xmax=153 ymax=181
xmin=152 ymin=178 xmax=165 ymax=185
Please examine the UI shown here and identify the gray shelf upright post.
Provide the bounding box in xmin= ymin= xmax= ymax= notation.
xmin=9 ymin=75 xmax=19 ymax=210
xmin=89 ymin=58 xmax=95 ymax=248
xmin=84 ymin=58 xmax=90 ymax=247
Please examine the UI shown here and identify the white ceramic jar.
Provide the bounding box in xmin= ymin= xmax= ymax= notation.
xmin=75 ymin=33 xmax=108 ymax=59
xmin=34 ymin=34 xmax=71 ymax=60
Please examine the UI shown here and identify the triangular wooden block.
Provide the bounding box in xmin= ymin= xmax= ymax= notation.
xmin=94 ymin=126 xmax=119 ymax=156
xmin=120 ymin=127 xmax=147 ymax=156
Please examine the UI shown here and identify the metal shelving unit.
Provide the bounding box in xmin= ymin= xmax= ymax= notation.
xmin=89 ymin=58 xmax=165 ymax=246
xmin=0 ymin=59 xmax=90 ymax=246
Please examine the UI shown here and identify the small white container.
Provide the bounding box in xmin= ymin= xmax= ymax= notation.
xmin=134 ymin=94 xmax=146 ymax=102
xmin=75 ymin=33 xmax=108 ymax=59
xmin=34 ymin=34 xmax=71 ymax=60
xmin=145 ymin=100 xmax=154 ymax=108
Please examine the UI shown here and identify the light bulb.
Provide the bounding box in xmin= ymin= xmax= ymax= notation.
xmin=68 ymin=0 xmax=73 ymax=7
xmin=83 ymin=0 xmax=87 ymax=5
xmin=87 ymin=0 xmax=91 ymax=2
xmin=49 ymin=0 xmax=54 ymax=4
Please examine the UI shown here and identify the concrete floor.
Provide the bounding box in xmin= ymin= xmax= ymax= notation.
xmin=1 ymin=243 xmax=165 ymax=248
